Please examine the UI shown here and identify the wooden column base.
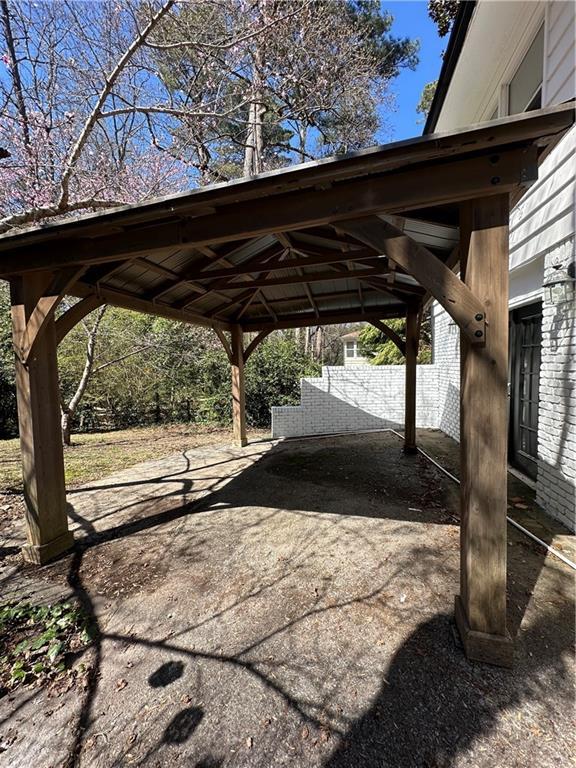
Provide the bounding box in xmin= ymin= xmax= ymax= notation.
xmin=21 ymin=531 xmax=74 ymax=566
xmin=454 ymin=596 xmax=514 ymax=668
xmin=403 ymin=443 xmax=417 ymax=455
xmin=235 ymin=437 xmax=248 ymax=448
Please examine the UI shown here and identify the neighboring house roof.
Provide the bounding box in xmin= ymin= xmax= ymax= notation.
xmin=424 ymin=1 xmax=477 ymax=135
xmin=340 ymin=331 xmax=361 ymax=342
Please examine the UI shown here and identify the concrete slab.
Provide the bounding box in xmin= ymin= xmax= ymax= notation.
xmin=0 ymin=431 xmax=573 ymax=767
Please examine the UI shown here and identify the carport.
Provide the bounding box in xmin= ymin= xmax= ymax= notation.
xmin=1 ymin=103 xmax=574 ymax=667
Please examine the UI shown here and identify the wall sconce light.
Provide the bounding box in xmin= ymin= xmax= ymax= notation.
xmin=544 ymin=262 xmax=575 ymax=305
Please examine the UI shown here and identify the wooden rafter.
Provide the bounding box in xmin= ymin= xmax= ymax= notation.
xmin=202 ymin=288 xmax=260 ymax=319
xmin=72 ymin=281 xmax=231 ymax=331
xmin=231 ymin=287 xmax=387 ymax=314
xmin=235 ymin=289 xmax=260 ymax=321
xmin=257 ymin=291 xmax=277 ymax=322
xmin=193 ymin=247 xmax=377 ymax=284
xmin=241 ymin=304 xmax=404 ymax=332
xmin=274 ymin=233 xmax=321 ymax=319
xmin=146 ymin=241 xmax=260 ymax=301
xmin=197 ymin=243 xmax=287 ymax=291
xmin=175 ymin=244 xmax=286 ymax=312
xmin=207 ymin=264 xmax=390 ymax=291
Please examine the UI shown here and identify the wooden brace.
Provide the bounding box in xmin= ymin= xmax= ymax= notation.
xmin=13 ymin=267 xmax=85 ymax=365
xmin=338 ymin=217 xmax=487 ymax=345
xmin=369 ymin=319 xmax=406 ymax=356
xmin=243 ymin=330 xmax=271 ymax=362
xmin=214 ymin=327 xmax=233 ymax=362
xmin=55 ymin=295 xmax=105 ymax=345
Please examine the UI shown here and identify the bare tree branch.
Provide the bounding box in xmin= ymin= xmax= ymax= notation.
xmin=57 ymin=0 xmax=176 ymax=209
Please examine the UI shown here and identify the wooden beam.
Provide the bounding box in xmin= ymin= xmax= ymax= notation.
xmin=241 ymin=304 xmax=404 ymax=332
xmin=0 ymin=146 xmax=538 ymax=274
xmin=9 ymin=273 xmax=73 ymax=564
xmin=455 ymin=194 xmax=513 ymax=667
xmin=232 ymin=288 xmax=388 ymax=318
xmin=403 ymin=309 xmax=420 ymax=453
xmin=369 ymin=319 xmax=406 ymax=356
xmin=421 ymin=243 xmax=460 ymax=312
xmin=193 ymin=248 xmax=376 ymax=284
xmin=152 ymin=243 xmax=283 ymax=302
xmin=55 ymin=295 xmax=105 ymax=345
xmin=87 ymin=259 xmax=136 ymax=284
xmin=244 ymin=330 xmax=272 ymax=362
xmin=209 ymin=264 xmax=390 ymax=291
xmin=234 ymin=290 xmax=260 ymax=321
xmin=230 ymin=325 xmax=247 ymax=447
xmin=257 ymin=291 xmax=277 ymax=322
xmin=15 ymin=267 xmax=85 ymax=365
xmin=338 ymin=218 xmax=487 ymax=345
xmin=71 ymin=282 xmax=232 ymax=331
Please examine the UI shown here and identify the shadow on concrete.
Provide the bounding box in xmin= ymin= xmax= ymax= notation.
xmin=2 ymin=431 xmax=573 ymax=767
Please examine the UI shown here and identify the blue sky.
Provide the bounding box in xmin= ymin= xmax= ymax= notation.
xmin=384 ymin=1 xmax=446 ymax=140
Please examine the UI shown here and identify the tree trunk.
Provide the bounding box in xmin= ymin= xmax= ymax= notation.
xmin=61 ymin=410 xmax=72 ymax=446
xmin=315 ymin=325 xmax=323 ymax=362
xmin=60 ymin=304 xmax=106 ymax=445
xmin=243 ymin=46 xmax=265 ymax=177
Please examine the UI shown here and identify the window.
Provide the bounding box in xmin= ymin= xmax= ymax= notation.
xmin=508 ymin=25 xmax=544 ymax=115
xmin=345 ymin=341 xmax=357 ymax=358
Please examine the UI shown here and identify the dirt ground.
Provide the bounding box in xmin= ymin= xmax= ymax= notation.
xmin=0 ymin=429 xmax=574 ymax=768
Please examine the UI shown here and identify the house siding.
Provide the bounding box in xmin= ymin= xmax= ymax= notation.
xmin=426 ymin=0 xmax=576 ymax=530
xmin=509 ymin=126 xmax=575 ymax=270
xmin=544 ymin=0 xmax=576 ymax=105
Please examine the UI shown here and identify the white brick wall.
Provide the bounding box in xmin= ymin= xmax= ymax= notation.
xmin=272 ymin=364 xmax=440 ymax=439
xmin=432 ymin=302 xmax=461 ymax=441
xmin=536 ymin=237 xmax=576 ymax=530
xmin=272 ymin=240 xmax=575 ymax=532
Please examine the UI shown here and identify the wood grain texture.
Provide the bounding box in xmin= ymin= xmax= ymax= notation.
xmin=10 ymin=273 xmax=73 ymax=563
xmin=458 ymin=195 xmax=510 ymax=646
xmin=0 ymin=147 xmax=537 ymax=274
xmin=403 ymin=309 xmax=420 ymax=453
xmin=231 ymin=325 xmax=247 ymax=447
xmin=339 ymin=217 xmax=487 ymax=345
xmin=55 ymin=295 xmax=105 ymax=345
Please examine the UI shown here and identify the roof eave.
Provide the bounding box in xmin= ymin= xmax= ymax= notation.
xmin=423 ymin=1 xmax=477 ymax=135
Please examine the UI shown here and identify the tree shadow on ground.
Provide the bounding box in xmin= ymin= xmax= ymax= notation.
xmin=324 ymin=605 xmax=573 ymax=768
xmin=1 ymin=432 xmax=573 ymax=767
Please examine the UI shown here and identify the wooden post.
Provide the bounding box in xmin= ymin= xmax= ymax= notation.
xmin=10 ymin=273 xmax=73 ymax=565
xmin=231 ymin=325 xmax=247 ymax=447
xmin=404 ymin=308 xmax=419 ymax=453
xmin=455 ymin=195 xmax=513 ymax=667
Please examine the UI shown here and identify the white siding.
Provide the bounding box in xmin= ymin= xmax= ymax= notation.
xmin=509 ymin=257 xmax=544 ymax=308
xmin=544 ymin=1 xmax=576 ymax=105
xmin=509 ymin=125 xmax=575 ymax=269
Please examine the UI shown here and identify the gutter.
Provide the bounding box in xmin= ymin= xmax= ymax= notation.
xmin=423 ymin=0 xmax=477 ymax=135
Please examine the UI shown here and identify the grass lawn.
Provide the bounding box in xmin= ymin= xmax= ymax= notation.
xmin=0 ymin=423 xmax=269 ymax=493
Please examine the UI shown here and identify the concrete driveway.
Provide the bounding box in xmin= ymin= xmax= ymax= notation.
xmin=0 ymin=431 xmax=573 ymax=767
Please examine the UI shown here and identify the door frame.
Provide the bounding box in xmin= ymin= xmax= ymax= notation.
xmin=508 ymin=300 xmax=542 ymax=480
